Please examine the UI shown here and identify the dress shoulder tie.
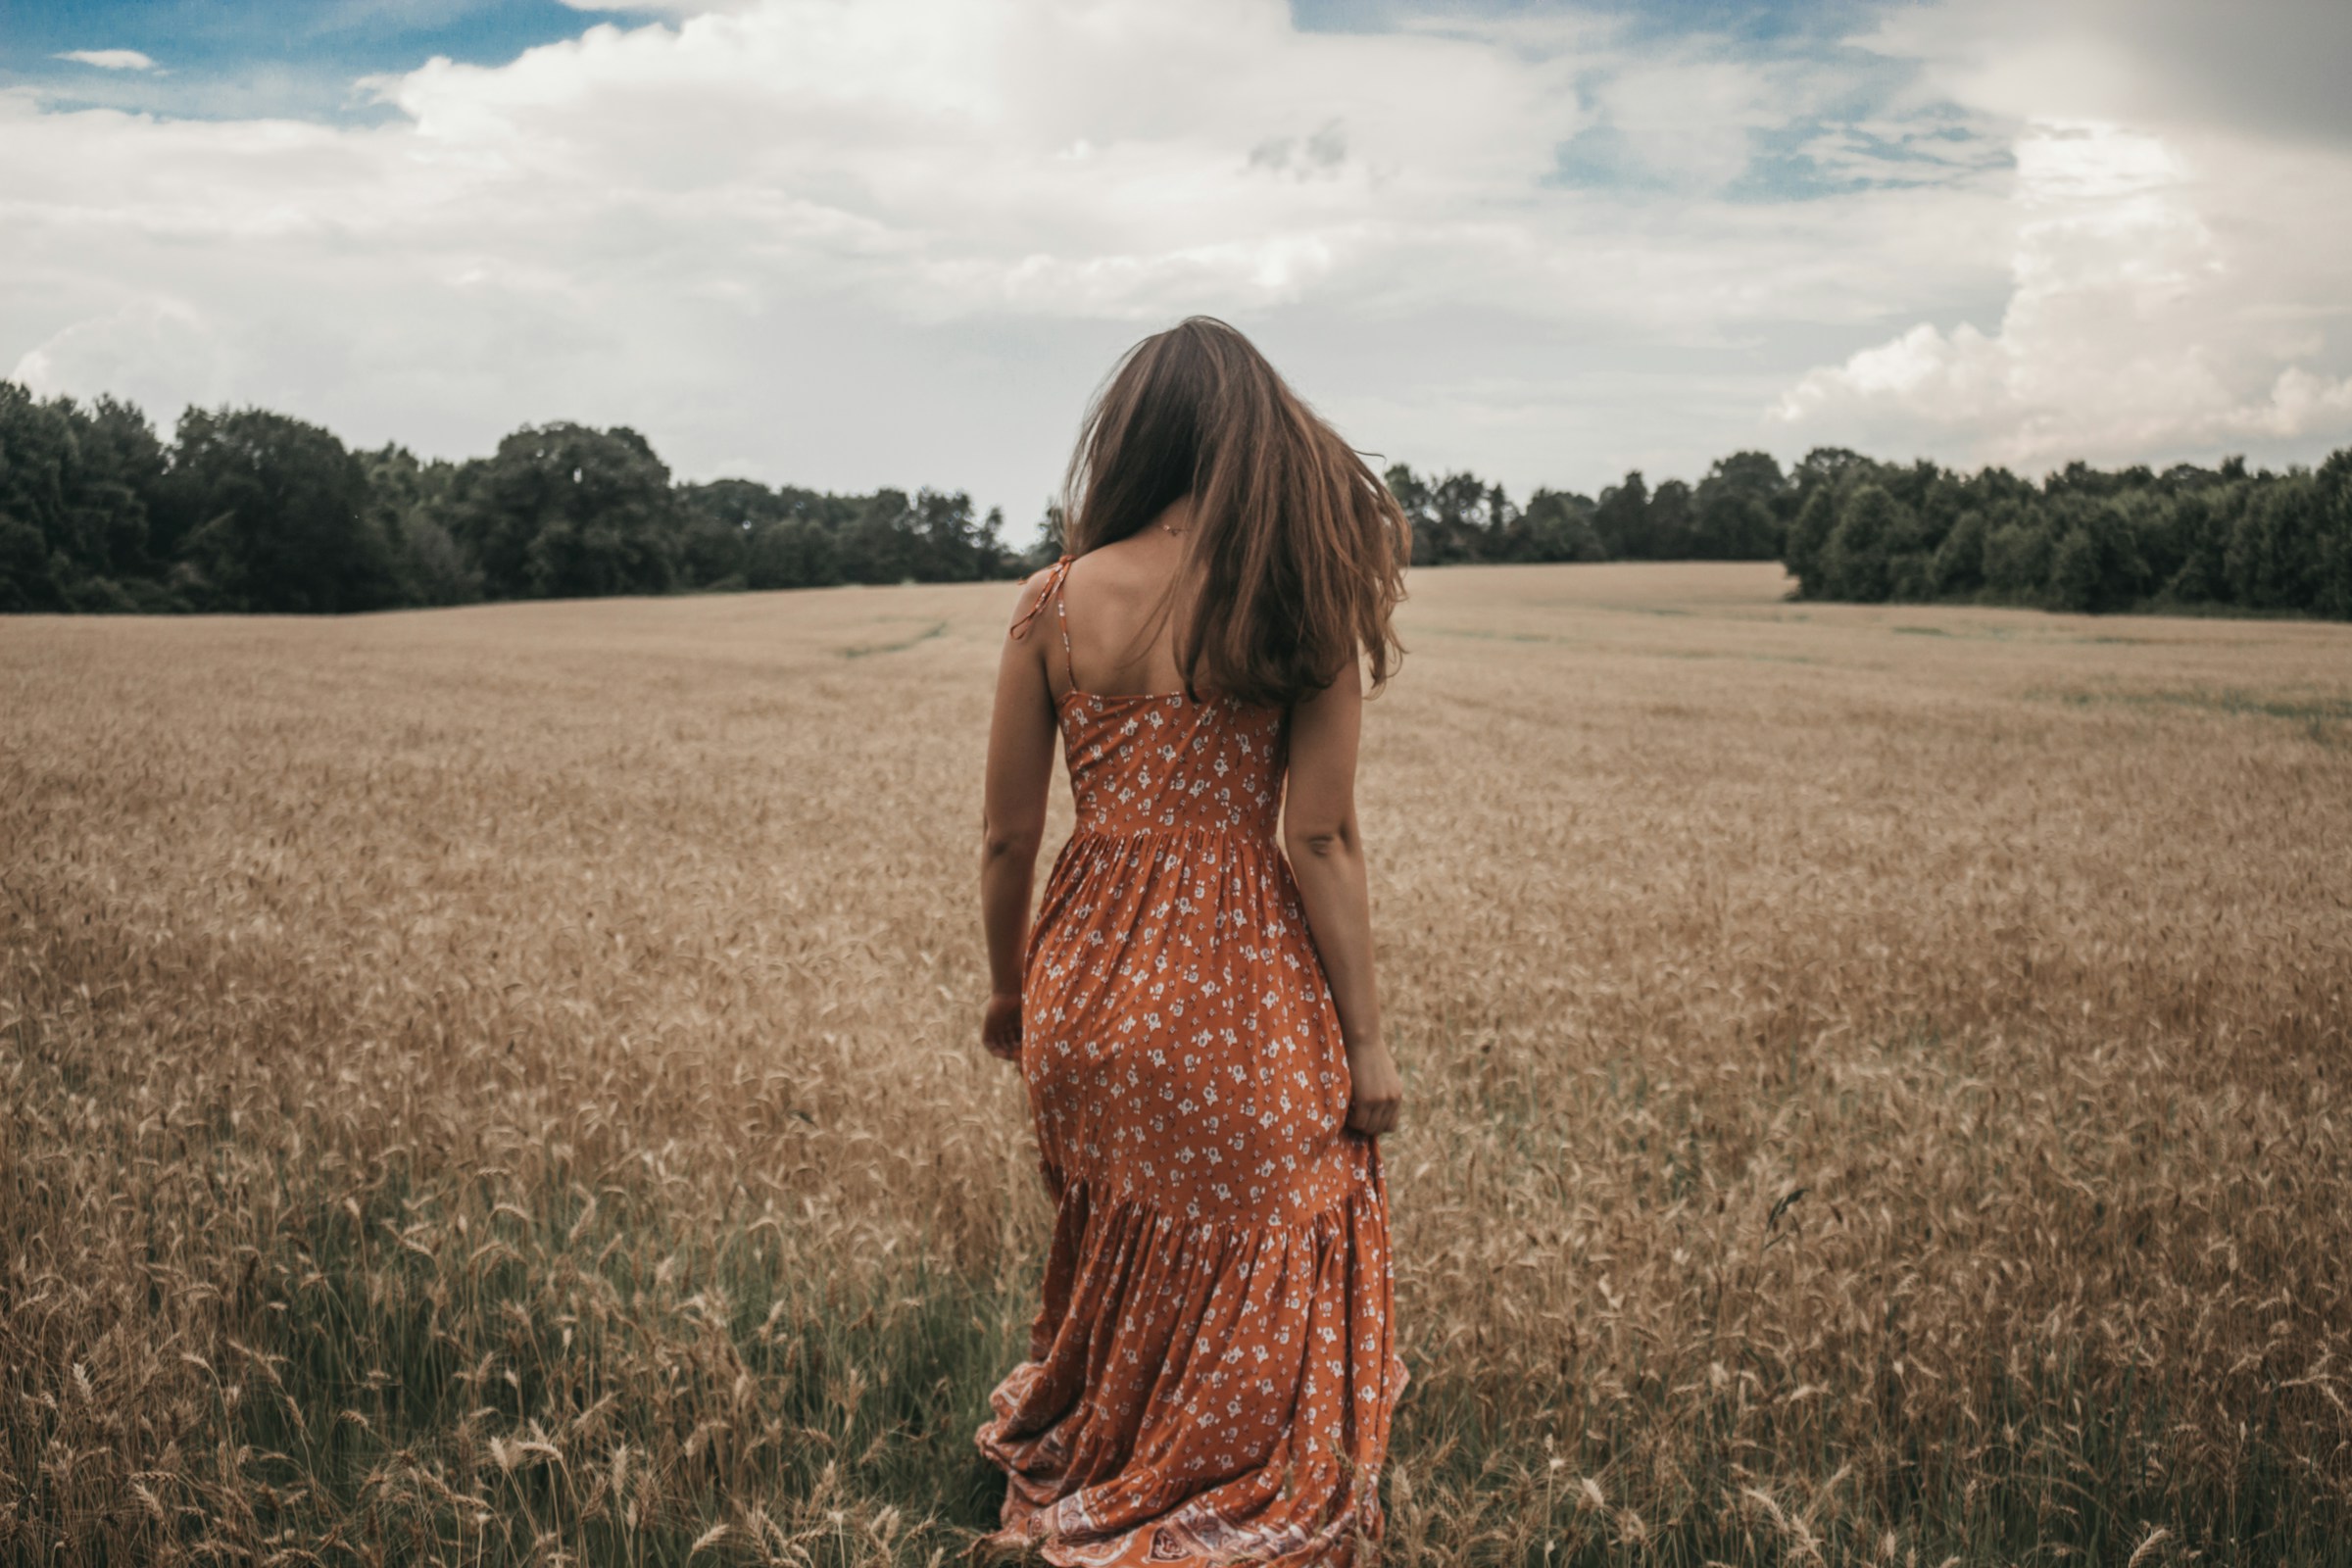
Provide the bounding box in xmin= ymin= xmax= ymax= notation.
xmin=1007 ymin=554 xmax=1076 ymax=643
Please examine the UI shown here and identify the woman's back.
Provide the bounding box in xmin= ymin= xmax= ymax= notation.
xmin=1046 ymin=528 xmax=1192 ymax=701
xmin=1028 ymin=523 xmax=1288 ymax=839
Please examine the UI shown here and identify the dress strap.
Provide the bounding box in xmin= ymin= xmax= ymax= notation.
xmin=1052 ymin=565 xmax=1076 ymax=690
xmin=1009 ymin=554 xmax=1079 ymax=691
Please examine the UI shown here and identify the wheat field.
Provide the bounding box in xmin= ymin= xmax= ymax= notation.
xmin=4 ymin=563 xmax=2350 ymax=1567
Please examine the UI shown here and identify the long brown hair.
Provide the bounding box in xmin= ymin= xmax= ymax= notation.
xmin=1060 ymin=317 xmax=1408 ymax=709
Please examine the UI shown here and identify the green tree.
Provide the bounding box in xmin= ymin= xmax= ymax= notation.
xmin=363 ymin=445 xmax=479 ymax=607
xmin=448 ymin=423 xmax=681 ymax=600
xmin=1692 ymin=451 xmax=1787 ymax=560
xmin=675 ymin=477 xmax=781 ymax=589
xmin=907 ymin=489 xmax=1008 ymax=581
xmin=1386 ymin=466 xmax=1504 ymax=564
xmin=1646 ymin=479 xmax=1695 ymax=560
xmin=1430 ymin=471 xmax=1499 ymax=564
xmin=746 ymin=518 xmax=841 ymax=590
xmin=1932 ymin=510 xmax=1987 ymax=597
xmin=1882 ymin=487 xmax=1936 ymax=602
xmin=1592 ymin=471 xmax=1649 ymax=560
xmin=2226 ymin=473 xmax=2327 ymax=612
xmin=2162 ymin=491 xmax=2230 ymax=605
xmin=2049 ymin=494 xmax=2147 ymax=612
xmin=0 ymin=514 xmax=53 ymax=612
xmin=1823 ymin=483 xmax=1902 ymax=601
xmin=1983 ymin=517 xmax=2053 ymax=599
xmin=159 ymin=407 xmax=396 ymax=613
xmin=1383 ymin=466 xmax=1431 ymax=564
xmin=839 ymin=489 xmax=916 ymax=584
xmin=0 ymin=382 xmax=74 ymax=611
xmin=1784 ymin=486 xmax=1838 ymax=593
xmin=0 ymin=383 xmax=172 ymax=610
xmin=1790 ymin=447 xmax=1871 ymax=499
xmin=2314 ymin=450 xmax=2352 ymax=619
xmin=1520 ymin=489 xmax=1605 ymax=562
xmin=2049 ymin=527 xmax=2101 ymax=612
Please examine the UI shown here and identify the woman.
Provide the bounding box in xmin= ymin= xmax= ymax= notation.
xmin=974 ymin=317 xmax=1410 ymax=1565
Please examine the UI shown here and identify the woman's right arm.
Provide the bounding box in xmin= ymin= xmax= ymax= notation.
xmin=1281 ymin=656 xmax=1402 ymax=1137
xmin=978 ymin=574 xmax=1058 ymax=1061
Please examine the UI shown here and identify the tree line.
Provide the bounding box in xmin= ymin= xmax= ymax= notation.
xmin=3 ymin=377 xmax=2346 ymax=617
xmin=1384 ymin=451 xmax=1790 ymax=566
xmin=0 ymin=383 xmax=1019 ymax=614
xmin=1386 ymin=445 xmax=2352 ymax=617
xmin=1776 ymin=448 xmax=2352 ymax=617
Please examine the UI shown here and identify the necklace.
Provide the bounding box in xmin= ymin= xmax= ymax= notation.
xmin=1159 ymin=519 xmax=1187 ymax=537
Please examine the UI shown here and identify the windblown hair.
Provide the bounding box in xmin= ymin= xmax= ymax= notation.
xmin=1061 ymin=317 xmax=1409 ymax=710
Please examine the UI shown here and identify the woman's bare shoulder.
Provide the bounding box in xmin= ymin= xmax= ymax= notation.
xmin=1008 ymin=566 xmax=1054 ymax=616
xmin=1069 ymin=536 xmax=1179 ymax=603
xmin=1004 ymin=560 xmax=1067 ymax=643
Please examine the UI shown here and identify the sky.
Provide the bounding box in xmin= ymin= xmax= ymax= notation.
xmin=5 ymin=0 xmax=2350 ymax=534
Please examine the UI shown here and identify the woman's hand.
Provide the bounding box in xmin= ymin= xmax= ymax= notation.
xmin=1345 ymin=1037 xmax=1402 ymax=1137
xmin=982 ymin=991 xmax=1024 ymax=1061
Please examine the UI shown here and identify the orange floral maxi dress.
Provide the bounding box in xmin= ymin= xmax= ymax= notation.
xmin=977 ymin=556 xmax=1407 ymax=1567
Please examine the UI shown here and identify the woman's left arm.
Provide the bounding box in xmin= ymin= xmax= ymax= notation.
xmin=1281 ymin=656 xmax=1402 ymax=1136
xmin=979 ymin=575 xmax=1059 ymax=1060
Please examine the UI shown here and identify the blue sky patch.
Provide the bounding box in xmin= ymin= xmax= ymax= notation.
xmin=2 ymin=0 xmax=657 ymax=120
xmin=1724 ymin=111 xmax=2010 ymax=204
xmin=10 ymin=0 xmax=1916 ymax=124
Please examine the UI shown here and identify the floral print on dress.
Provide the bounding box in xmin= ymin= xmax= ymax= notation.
xmin=978 ymin=556 xmax=1407 ymax=1567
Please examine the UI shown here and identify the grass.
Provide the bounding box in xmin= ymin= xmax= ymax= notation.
xmin=840 ymin=620 xmax=950 ymax=659
xmin=2037 ymin=685 xmax=2352 ymax=722
xmin=2029 ymin=685 xmax=2352 ymax=747
xmin=4 ymin=562 xmax=2350 ymax=1565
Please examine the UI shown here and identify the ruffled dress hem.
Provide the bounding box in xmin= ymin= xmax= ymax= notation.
xmin=974 ymin=1178 xmax=1405 ymax=1568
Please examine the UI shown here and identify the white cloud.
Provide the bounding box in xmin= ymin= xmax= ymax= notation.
xmin=1776 ymin=110 xmax=2352 ymax=468
xmin=11 ymin=296 xmax=231 ymax=418
xmin=55 ymin=49 xmax=158 ymax=72
xmin=3 ymin=0 xmax=2344 ymax=515
xmin=1592 ymin=56 xmax=1787 ymax=190
xmin=1860 ymin=0 xmax=2352 ymax=149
